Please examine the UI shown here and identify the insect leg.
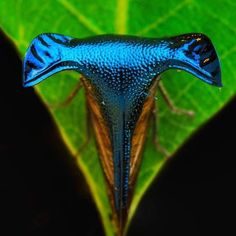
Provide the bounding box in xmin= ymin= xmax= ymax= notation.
xmin=50 ymin=77 xmax=83 ymax=109
xmin=75 ymin=101 xmax=92 ymax=155
xmin=150 ymin=101 xmax=170 ymax=158
xmin=159 ymin=81 xmax=195 ymax=117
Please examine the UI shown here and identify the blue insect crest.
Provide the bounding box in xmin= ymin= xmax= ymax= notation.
xmin=23 ymin=33 xmax=222 ymax=223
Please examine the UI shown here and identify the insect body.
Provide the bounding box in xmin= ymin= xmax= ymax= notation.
xmin=23 ymin=33 xmax=221 ymax=230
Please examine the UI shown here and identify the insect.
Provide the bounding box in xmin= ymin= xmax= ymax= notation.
xmin=23 ymin=33 xmax=221 ymax=232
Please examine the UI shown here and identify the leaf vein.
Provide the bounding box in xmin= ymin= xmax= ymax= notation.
xmin=115 ymin=0 xmax=129 ymax=33
xmin=137 ymin=0 xmax=191 ymax=35
xmin=185 ymin=93 xmax=208 ymax=118
xmin=57 ymin=0 xmax=104 ymax=34
xmin=203 ymin=8 xmax=236 ymax=35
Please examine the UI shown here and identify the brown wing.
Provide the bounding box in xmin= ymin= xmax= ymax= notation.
xmin=82 ymin=76 xmax=158 ymax=215
xmin=129 ymin=79 xmax=158 ymax=188
xmin=82 ymin=78 xmax=114 ymax=188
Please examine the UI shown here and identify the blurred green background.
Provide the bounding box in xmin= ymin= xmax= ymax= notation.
xmin=0 ymin=0 xmax=235 ymax=235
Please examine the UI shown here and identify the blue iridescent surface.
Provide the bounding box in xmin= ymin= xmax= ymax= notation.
xmin=23 ymin=33 xmax=222 ymax=214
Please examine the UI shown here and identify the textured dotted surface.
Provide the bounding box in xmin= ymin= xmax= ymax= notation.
xmin=23 ymin=33 xmax=221 ymax=212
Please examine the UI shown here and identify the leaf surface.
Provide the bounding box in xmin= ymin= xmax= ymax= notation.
xmin=0 ymin=0 xmax=235 ymax=235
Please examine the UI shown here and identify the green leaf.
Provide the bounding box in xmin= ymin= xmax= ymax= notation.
xmin=0 ymin=0 xmax=235 ymax=235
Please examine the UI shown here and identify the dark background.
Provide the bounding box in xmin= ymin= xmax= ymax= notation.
xmin=0 ymin=31 xmax=235 ymax=236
